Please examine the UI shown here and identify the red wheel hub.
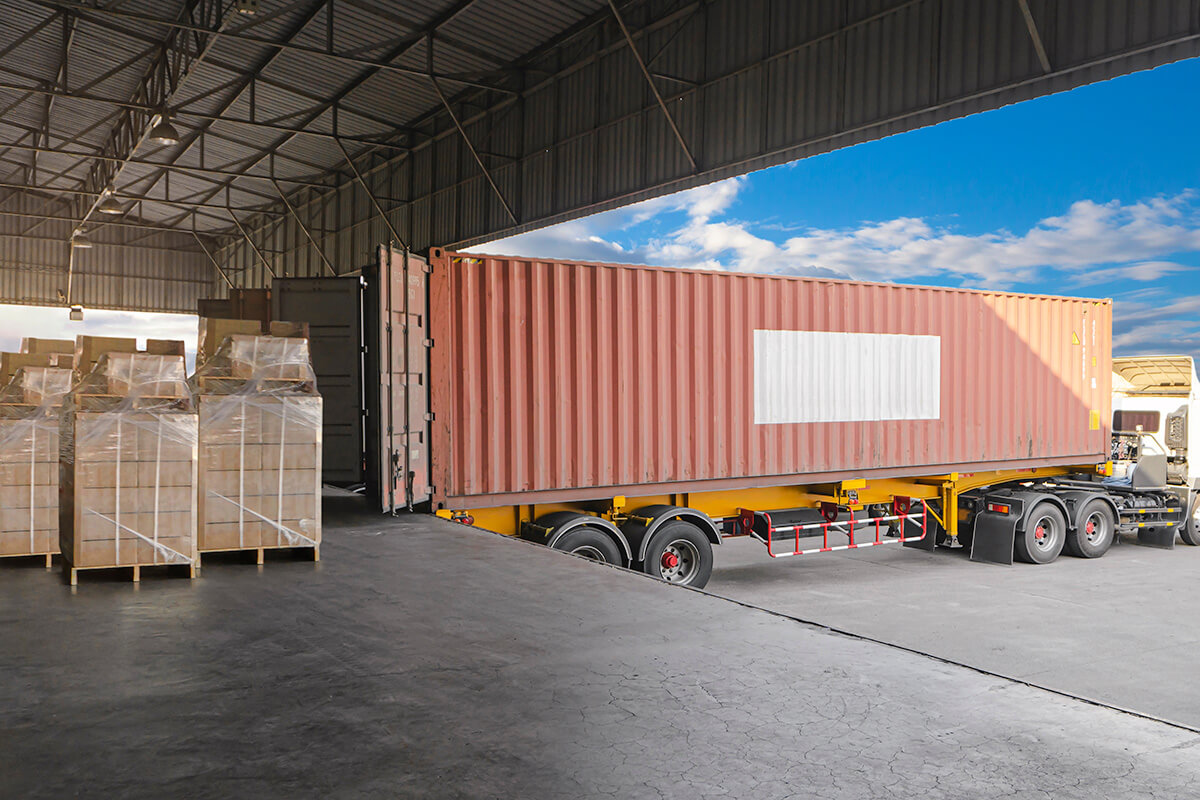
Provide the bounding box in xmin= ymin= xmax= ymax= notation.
xmin=1085 ymin=520 xmax=1096 ymax=534
xmin=661 ymin=551 xmax=679 ymax=570
xmin=1035 ymin=525 xmax=1046 ymax=540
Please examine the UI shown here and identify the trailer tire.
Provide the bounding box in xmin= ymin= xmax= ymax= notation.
xmin=553 ymin=527 xmax=623 ymax=565
xmin=1064 ymin=499 xmax=1116 ymax=558
xmin=1014 ymin=503 xmax=1066 ymax=564
xmin=642 ymin=520 xmax=713 ymax=589
xmin=1182 ymin=495 xmax=1200 ymax=546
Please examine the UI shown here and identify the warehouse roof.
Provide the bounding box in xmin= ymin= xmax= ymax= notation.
xmin=1 ymin=0 xmax=1199 ymax=313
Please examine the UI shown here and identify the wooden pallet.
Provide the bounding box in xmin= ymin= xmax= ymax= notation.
xmin=197 ymin=543 xmax=320 ymax=567
xmin=73 ymin=393 xmax=193 ymax=413
xmin=0 ymin=551 xmax=56 ymax=569
xmin=195 ymin=376 xmax=317 ymax=396
xmin=62 ymin=558 xmax=197 ymax=586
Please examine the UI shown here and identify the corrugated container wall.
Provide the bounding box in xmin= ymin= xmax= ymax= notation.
xmin=429 ymin=250 xmax=1112 ymax=508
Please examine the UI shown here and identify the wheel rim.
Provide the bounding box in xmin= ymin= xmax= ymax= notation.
xmin=658 ymin=539 xmax=700 ymax=584
xmin=1083 ymin=511 xmax=1109 ymax=544
xmin=571 ymin=544 xmax=607 ymax=562
xmin=1193 ymin=501 xmax=1200 ymax=527
xmin=1031 ymin=515 xmax=1058 ymax=550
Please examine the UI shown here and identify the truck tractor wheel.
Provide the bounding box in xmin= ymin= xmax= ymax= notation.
xmin=1181 ymin=495 xmax=1200 ymax=546
xmin=553 ymin=527 xmax=623 ymax=565
xmin=642 ymin=520 xmax=713 ymax=589
xmin=1014 ymin=503 xmax=1067 ymax=564
xmin=1064 ymin=500 xmax=1116 ymax=558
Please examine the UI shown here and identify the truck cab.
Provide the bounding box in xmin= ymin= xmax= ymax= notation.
xmin=1111 ymin=355 xmax=1200 ymax=542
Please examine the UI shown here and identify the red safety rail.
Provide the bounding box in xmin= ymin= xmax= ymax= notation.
xmin=736 ymin=499 xmax=929 ymax=558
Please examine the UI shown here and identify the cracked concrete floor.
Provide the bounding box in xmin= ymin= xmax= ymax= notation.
xmin=706 ymin=534 xmax=1200 ymax=730
xmin=2 ymin=497 xmax=1199 ymax=799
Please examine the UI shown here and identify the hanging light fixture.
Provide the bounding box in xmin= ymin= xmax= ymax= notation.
xmin=69 ymin=305 xmax=84 ymax=321
xmin=71 ymin=231 xmax=92 ymax=249
xmin=97 ymin=191 xmax=124 ymax=215
xmin=147 ymin=112 xmax=180 ymax=146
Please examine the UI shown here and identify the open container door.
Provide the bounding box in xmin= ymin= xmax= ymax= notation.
xmin=366 ymin=245 xmax=430 ymax=512
xmin=272 ymin=276 xmax=364 ymax=486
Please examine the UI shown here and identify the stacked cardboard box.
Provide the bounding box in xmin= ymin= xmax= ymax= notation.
xmin=0 ymin=351 xmax=73 ymax=387
xmin=21 ymin=337 xmax=74 ymax=355
xmin=197 ymin=317 xmax=309 ymax=366
xmin=60 ymin=351 xmax=198 ymax=584
xmin=194 ymin=333 xmax=321 ymax=561
xmin=0 ymin=366 xmax=72 ymax=565
xmin=73 ymin=336 xmax=185 ymax=381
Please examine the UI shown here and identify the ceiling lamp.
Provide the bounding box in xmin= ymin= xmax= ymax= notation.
xmin=148 ymin=113 xmax=180 ymax=146
xmin=97 ymin=192 xmax=124 ymax=215
xmin=71 ymin=231 xmax=92 ymax=249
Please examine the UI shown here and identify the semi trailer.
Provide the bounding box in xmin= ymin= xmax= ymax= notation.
xmin=283 ymin=247 xmax=1196 ymax=590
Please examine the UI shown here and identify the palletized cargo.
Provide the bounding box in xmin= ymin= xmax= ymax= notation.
xmin=426 ymin=249 xmax=1112 ymax=508
xmin=59 ymin=351 xmax=198 ymax=584
xmin=193 ymin=332 xmax=322 ymax=563
xmin=0 ymin=366 xmax=72 ymax=565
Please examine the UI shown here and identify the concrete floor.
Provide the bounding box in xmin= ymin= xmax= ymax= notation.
xmin=2 ymin=498 xmax=1199 ymax=799
xmin=706 ymin=534 xmax=1200 ymax=729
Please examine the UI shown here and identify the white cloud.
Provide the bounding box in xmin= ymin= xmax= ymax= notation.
xmin=482 ymin=185 xmax=1200 ymax=291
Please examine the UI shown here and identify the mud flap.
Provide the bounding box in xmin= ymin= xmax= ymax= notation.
xmin=902 ymin=503 xmax=938 ymax=552
xmin=1136 ymin=525 xmax=1177 ymax=549
xmin=970 ymin=512 xmax=1017 ymax=565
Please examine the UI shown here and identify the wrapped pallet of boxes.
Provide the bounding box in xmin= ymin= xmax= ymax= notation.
xmin=192 ymin=334 xmax=322 ymax=564
xmin=60 ymin=352 xmax=198 ymax=585
xmin=0 ymin=366 xmax=72 ymax=566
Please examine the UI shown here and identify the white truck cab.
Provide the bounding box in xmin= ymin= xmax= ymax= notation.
xmin=1111 ymin=356 xmax=1200 ymax=543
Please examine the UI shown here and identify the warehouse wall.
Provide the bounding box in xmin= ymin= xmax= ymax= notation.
xmin=0 ymin=191 xmax=217 ymax=313
xmin=214 ymin=0 xmax=1200 ymax=285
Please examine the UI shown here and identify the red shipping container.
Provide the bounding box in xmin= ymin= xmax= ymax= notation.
xmin=428 ymin=249 xmax=1111 ymax=509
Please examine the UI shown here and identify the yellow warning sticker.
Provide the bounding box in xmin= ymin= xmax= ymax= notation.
xmin=1072 ymin=331 xmax=1081 ymax=345
xmin=1089 ymin=409 xmax=1100 ymax=430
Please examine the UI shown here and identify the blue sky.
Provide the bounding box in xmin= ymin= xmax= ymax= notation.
xmin=472 ymin=57 xmax=1200 ymax=362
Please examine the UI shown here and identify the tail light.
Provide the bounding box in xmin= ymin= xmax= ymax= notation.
xmin=986 ymin=502 xmax=1012 ymax=515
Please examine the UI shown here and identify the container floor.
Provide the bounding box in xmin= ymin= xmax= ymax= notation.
xmin=1 ymin=493 xmax=1197 ymax=799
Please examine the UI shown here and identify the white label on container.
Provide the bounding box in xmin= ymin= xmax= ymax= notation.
xmin=754 ymin=330 xmax=941 ymax=424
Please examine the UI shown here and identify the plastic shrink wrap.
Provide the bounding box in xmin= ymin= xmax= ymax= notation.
xmin=191 ymin=335 xmax=322 ymax=558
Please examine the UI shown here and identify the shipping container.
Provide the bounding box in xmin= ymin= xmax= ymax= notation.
xmin=426 ymin=248 xmax=1112 ymax=509
xmin=278 ymin=246 xmax=1192 ymax=588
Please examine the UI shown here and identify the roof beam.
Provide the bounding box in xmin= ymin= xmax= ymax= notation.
xmin=0 ymin=79 xmax=414 ymax=149
xmin=186 ymin=0 xmax=483 ymax=223
xmin=73 ymin=0 xmax=239 ymax=235
xmin=0 ymin=179 xmax=286 ymax=216
xmin=608 ymin=0 xmax=697 ymax=171
xmin=0 ymin=139 xmax=338 ymax=188
xmin=34 ymin=0 xmax=516 ymax=94
xmin=1016 ymin=0 xmax=1052 ymax=73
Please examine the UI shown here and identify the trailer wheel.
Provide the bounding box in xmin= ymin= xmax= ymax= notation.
xmin=642 ymin=520 xmax=713 ymax=589
xmin=553 ymin=527 xmax=623 ymax=565
xmin=1014 ymin=503 xmax=1066 ymax=564
xmin=1064 ymin=500 xmax=1116 ymax=558
xmin=1181 ymin=495 xmax=1200 ymax=546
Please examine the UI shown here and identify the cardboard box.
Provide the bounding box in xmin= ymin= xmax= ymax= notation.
xmin=0 ymin=412 xmax=60 ymax=557
xmin=227 ymin=336 xmax=313 ymax=381
xmin=196 ymin=393 xmax=321 ymax=553
xmin=60 ymin=370 xmax=198 ymax=569
xmin=18 ymin=366 xmax=72 ymax=405
xmin=198 ymin=318 xmax=262 ymax=367
xmin=74 ymin=336 xmax=137 ymax=376
xmin=21 ymin=337 xmax=74 ymax=355
xmin=105 ymin=354 xmax=189 ymax=398
xmin=1 ymin=352 xmax=71 ymax=387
